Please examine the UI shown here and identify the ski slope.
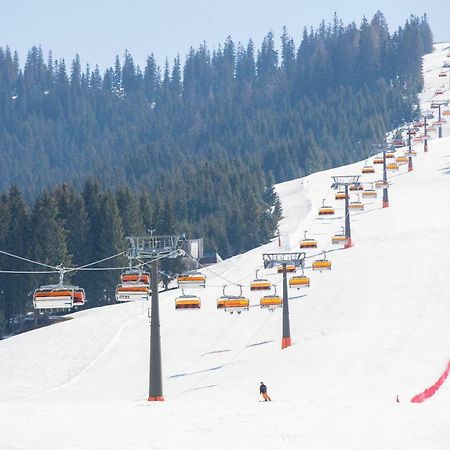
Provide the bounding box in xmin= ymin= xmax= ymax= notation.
xmin=1 ymin=43 xmax=450 ymax=449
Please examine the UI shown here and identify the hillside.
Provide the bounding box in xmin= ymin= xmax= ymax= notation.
xmin=0 ymin=42 xmax=449 ymax=449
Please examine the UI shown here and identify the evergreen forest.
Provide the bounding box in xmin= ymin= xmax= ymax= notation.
xmin=0 ymin=12 xmax=433 ymax=333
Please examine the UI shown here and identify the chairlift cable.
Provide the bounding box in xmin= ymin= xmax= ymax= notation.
xmin=65 ymin=251 xmax=127 ymax=273
xmin=0 ymin=249 xmax=59 ymax=270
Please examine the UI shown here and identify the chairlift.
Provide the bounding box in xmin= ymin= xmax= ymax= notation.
xmin=373 ymin=156 xmax=384 ymax=164
xmin=386 ymin=162 xmax=399 ymax=171
xmin=362 ymin=184 xmax=377 ymax=198
xmin=375 ymin=180 xmax=389 ymax=189
xmin=404 ymin=150 xmax=417 ymax=157
xmin=121 ymin=269 xmax=150 ymax=284
xmin=393 ymin=140 xmax=405 ymax=148
xmin=349 ymin=183 xmax=363 ymax=191
xmin=217 ymin=285 xmax=249 ymax=314
xmin=435 ymin=87 xmax=445 ymax=95
xmin=331 ymin=227 xmax=348 ymax=246
xmin=116 ymin=284 xmax=149 ymax=302
xmin=361 ymin=161 xmax=375 ymax=174
xmin=289 ymin=268 xmax=310 ymax=289
xmin=73 ymin=288 xmax=86 ymax=306
xmin=439 ymin=71 xmax=447 ymax=77
xmin=396 ymin=155 xmax=408 ymax=165
xmin=177 ymin=272 xmax=206 ymax=288
xmin=335 ymin=188 xmax=347 ymax=200
xmin=175 ymin=290 xmax=201 ymax=310
xmin=33 ymin=286 xmax=75 ymax=310
xmin=250 ymin=269 xmax=272 ymax=291
xmin=312 ymin=252 xmax=332 ymax=272
xmin=349 ymin=194 xmax=364 ymax=211
xmin=385 ymin=151 xmax=396 ymax=159
xmin=33 ymin=267 xmax=84 ymax=310
xmin=260 ymin=285 xmax=282 ymax=310
xmin=318 ymin=199 xmax=335 ymax=216
xmin=300 ymin=231 xmax=317 ymax=249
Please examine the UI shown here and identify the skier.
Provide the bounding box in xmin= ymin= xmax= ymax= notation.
xmin=260 ymin=381 xmax=271 ymax=401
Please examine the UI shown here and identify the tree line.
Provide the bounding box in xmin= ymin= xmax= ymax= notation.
xmin=0 ymin=175 xmax=281 ymax=334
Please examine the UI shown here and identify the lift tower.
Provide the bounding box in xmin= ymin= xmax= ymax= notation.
xmin=263 ymin=252 xmax=305 ymax=349
xmin=126 ymin=235 xmax=184 ymax=401
xmin=331 ymin=175 xmax=361 ymax=247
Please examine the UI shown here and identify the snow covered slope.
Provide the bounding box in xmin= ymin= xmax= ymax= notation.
xmin=1 ymin=43 xmax=450 ymax=450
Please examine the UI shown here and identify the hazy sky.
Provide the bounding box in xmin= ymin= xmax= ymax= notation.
xmin=1 ymin=0 xmax=448 ymax=70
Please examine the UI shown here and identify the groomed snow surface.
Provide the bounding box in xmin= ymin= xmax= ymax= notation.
xmin=1 ymin=44 xmax=450 ymax=449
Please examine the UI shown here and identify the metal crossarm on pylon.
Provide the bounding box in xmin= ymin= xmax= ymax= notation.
xmin=262 ymin=252 xmax=306 ymax=269
xmin=125 ymin=235 xmax=183 ymax=259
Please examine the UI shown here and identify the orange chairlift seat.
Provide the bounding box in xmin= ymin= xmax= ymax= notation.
xmin=73 ymin=288 xmax=86 ymax=306
xmin=312 ymin=252 xmax=332 ymax=272
xmin=289 ymin=268 xmax=310 ymax=289
xmin=175 ymin=290 xmax=201 ymax=310
xmin=260 ymin=285 xmax=282 ymax=310
xmin=335 ymin=188 xmax=347 ymax=200
xmin=250 ymin=269 xmax=272 ymax=291
xmin=33 ymin=286 xmax=78 ymax=310
xmin=217 ymin=285 xmax=249 ymax=314
xmin=177 ymin=272 xmax=206 ymax=289
xmin=116 ymin=267 xmax=151 ymax=302
xmin=331 ymin=227 xmax=349 ymax=246
xmin=349 ymin=194 xmax=364 ymax=211
xmin=404 ymin=149 xmax=417 ymax=157
xmin=300 ymin=231 xmax=317 ymax=249
xmin=375 ymin=180 xmax=389 ymax=189
xmin=393 ymin=139 xmax=405 ymax=148
xmin=373 ymin=156 xmax=384 ymax=164
xmin=116 ymin=283 xmax=149 ymax=302
xmin=386 ymin=162 xmax=399 ymax=171
xmin=361 ymin=161 xmax=375 ymax=174
xmin=362 ymin=184 xmax=377 ymax=198
xmin=396 ymin=155 xmax=408 ymax=165
xmin=318 ymin=198 xmax=335 ymax=216
xmin=349 ymin=183 xmax=363 ymax=191
xmin=33 ymin=267 xmax=86 ymax=309
xmin=385 ymin=150 xmax=396 ymax=159
xmin=121 ymin=270 xmax=150 ymax=284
